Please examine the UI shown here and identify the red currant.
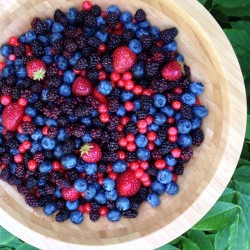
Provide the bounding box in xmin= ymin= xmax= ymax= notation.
xmin=126 ymin=133 xmax=135 ymax=142
xmin=126 ymin=142 xmax=136 ymax=152
xmin=117 ymin=79 xmax=125 ymax=88
xmin=100 ymin=113 xmax=110 ymax=123
xmin=139 ymin=161 xmax=149 ymax=170
xmin=118 ymin=150 xmax=126 ymax=160
xmin=145 ymin=115 xmax=154 ymax=125
xmin=173 ymin=87 xmax=183 ymax=94
xmin=120 ymin=116 xmax=130 ymax=126
xmin=117 ymin=124 xmax=123 ymax=132
xmin=14 ymin=154 xmax=24 ymax=163
xmin=167 ymin=117 xmax=175 ymax=124
xmin=122 ymin=72 xmax=132 ymax=80
xmin=18 ymin=145 xmax=26 ymax=154
xmin=8 ymin=54 xmax=16 ymax=61
xmin=98 ymin=71 xmax=107 ymax=81
xmin=73 ymin=69 xmax=81 ymax=74
xmin=132 ymin=85 xmax=143 ymax=95
xmin=52 ymin=161 xmax=61 ymax=171
xmin=147 ymin=142 xmax=155 ymax=151
xmin=98 ymin=177 xmax=104 ymax=185
xmin=195 ymin=98 xmax=201 ymax=105
xmin=168 ymin=134 xmax=178 ymax=143
xmin=99 ymin=206 xmax=108 ymax=216
xmin=172 ymin=100 xmax=182 ymax=110
xmin=98 ymin=104 xmax=108 ymax=113
xmin=107 ymin=164 xmax=112 ymax=173
xmin=28 ymin=160 xmax=38 ymax=171
xmin=118 ymin=138 xmax=127 ymax=147
xmin=168 ymin=127 xmax=178 ymax=135
xmin=155 ymin=159 xmax=166 ymax=169
xmin=78 ymin=203 xmax=91 ymax=213
xmin=124 ymin=80 xmax=134 ymax=91
xmin=137 ymin=120 xmax=147 ymax=129
xmin=108 ymin=172 xmax=117 ymax=181
xmin=138 ymin=128 xmax=147 ymax=134
xmin=42 ymin=126 xmax=49 ymax=136
xmin=114 ymin=22 xmax=123 ymax=30
xmin=140 ymin=173 xmax=150 ymax=182
xmin=143 ymin=180 xmax=152 ymax=187
xmin=124 ymin=101 xmax=134 ymax=111
xmin=147 ymin=131 xmax=157 ymax=141
xmin=82 ymin=1 xmax=92 ymax=10
xmin=22 ymin=140 xmax=32 ymax=150
xmin=171 ymin=148 xmax=181 ymax=158
xmin=98 ymin=43 xmax=106 ymax=53
xmin=172 ymin=174 xmax=178 ymax=182
xmin=9 ymin=36 xmax=18 ymax=46
xmin=23 ymin=115 xmax=32 ymax=122
xmin=18 ymin=97 xmax=28 ymax=107
xmin=135 ymin=169 xmax=144 ymax=179
xmin=1 ymin=95 xmax=12 ymax=106
xmin=110 ymin=72 xmax=121 ymax=82
xmin=0 ymin=62 xmax=6 ymax=70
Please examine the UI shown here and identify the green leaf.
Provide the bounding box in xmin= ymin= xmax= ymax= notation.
xmin=214 ymin=227 xmax=229 ymax=250
xmin=240 ymin=142 xmax=250 ymax=161
xmin=237 ymin=193 xmax=250 ymax=237
xmin=237 ymin=158 xmax=250 ymax=168
xmin=16 ymin=243 xmax=39 ymax=250
xmin=157 ymin=244 xmax=179 ymax=250
xmin=187 ymin=230 xmax=214 ymax=250
xmin=230 ymin=21 xmax=250 ymax=35
xmin=212 ymin=0 xmax=250 ymax=8
xmin=228 ymin=213 xmax=249 ymax=250
xmin=183 ymin=238 xmax=201 ymax=250
xmin=193 ymin=202 xmax=238 ymax=231
xmin=233 ymin=166 xmax=250 ymax=182
xmin=214 ymin=4 xmax=250 ymax=17
xmin=199 ymin=0 xmax=207 ymax=6
xmin=219 ymin=187 xmax=236 ymax=203
xmin=235 ymin=181 xmax=250 ymax=195
xmin=0 ymin=247 xmax=12 ymax=250
xmin=0 ymin=227 xmax=15 ymax=246
xmin=169 ymin=236 xmax=185 ymax=246
xmin=206 ymin=234 xmax=216 ymax=246
xmin=246 ymin=115 xmax=250 ymax=140
xmin=4 ymin=238 xmax=23 ymax=248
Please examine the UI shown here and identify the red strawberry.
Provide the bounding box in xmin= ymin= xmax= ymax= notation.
xmin=112 ymin=46 xmax=136 ymax=73
xmin=161 ymin=61 xmax=183 ymax=81
xmin=62 ymin=187 xmax=80 ymax=201
xmin=27 ymin=59 xmax=46 ymax=81
xmin=72 ymin=76 xmax=93 ymax=96
xmin=93 ymin=87 xmax=109 ymax=105
xmin=80 ymin=142 xmax=102 ymax=163
xmin=116 ymin=169 xmax=141 ymax=197
xmin=2 ymin=103 xmax=24 ymax=131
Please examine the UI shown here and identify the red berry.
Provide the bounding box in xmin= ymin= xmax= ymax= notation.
xmin=99 ymin=206 xmax=108 ymax=216
xmin=98 ymin=71 xmax=107 ymax=81
xmin=114 ymin=22 xmax=123 ymax=30
xmin=14 ymin=154 xmax=24 ymax=163
xmin=110 ymin=72 xmax=121 ymax=82
xmin=168 ymin=135 xmax=178 ymax=143
xmin=142 ymin=89 xmax=153 ymax=96
xmin=139 ymin=161 xmax=149 ymax=170
xmin=140 ymin=173 xmax=150 ymax=182
xmin=173 ymin=87 xmax=183 ymax=94
xmin=137 ymin=120 xmax=147 ymax=129
xmin=162 ymin=61 xmax=183 ymax=81
xmin=28 ymin=160 xmax=38 ymax=171
xmin=126 ymin=142 xmax=136 ymax=152
xmin=82 ymin=1 xmax=92 ymax=10
xmin=0 ymin=62 xmax=6 ymax=70
xmin=118 ymin=138 xmax=127 ymax=147
xmin=22 ymin=140 xmax=31 ymax=150
xmin=167 ymin=166 xmax=174 ymax=172
xmin=122 ymin=72 xmax=132 ymax=80
xmin=8 ymin=54 xmax=16 ymax=61
xmin=98 ymin=177 xmax=104 ymax=185
xmin=52 ymin=161 xmax=61 ymax=171
xmin=80 ymin=142 xmax=102 ymax=163
xmin=23 ymin=115 xmax=32 ymax=122
xmin=107 ymin=164 xmax=112 ymax=173
xmin=108 ymin=171 xmax=117 ymax=181
xmin=126 ymin=133 xmax=135 ymax=142
xmin=118 ymin=150 xmax=126 ymax=160
xmin=172 ymin=174 xmax=178 ymax=182
xmin=171 ymin=148 xmax=181 ymax=158
xmin=195 ymin=98 xmax=201 ymax=105
xmin=1 ymin=95 xmax=12 ymax=106
xmin=138 ymin=128 xmax=147 ymax=134
xmin=18 ymin=97 xmax=28 ymax=107
xmin=155 ymin=159 xmax=166 ymax=169
xmin=143 ymin=180 xmax=152 ymax=187
xmin=98 ymin=104 xmax=108 ymax=113
xmin=117 ymin=124 xmax=123 ymax=132
xmin=9 ymin=36 xmax=18 ymax=46
xmin=147 ymin=142 xmax=155 ymax=151
xmin=124 ymin=80 xmax=134 ymax=91
xmin=167 ymin=117 xmax=175 ymax=124
xmin=117 ymin=79 xmax=125 ymax=87
xmin=18 ymin=145 xmax=26 ymax=154
xmin=130 ymin=161 xmax=140 ymax=171
xmin=172 ymin=100 xmax=182 ymax=110
xmin=27 ymin=59 xmax=46 ymax=81
xmin=147 ymin=131 xmax=157 ymax=141
xmin=62 ymin=187 xmax=80 ymax=202
xmin=78 ymin=203 xmax=91 ymax=213
xmin=134 ymin=169 xmax=144 ymax=179
xmin=100 ymin=113 xmax=110 ymax=123
xmin=92 ymin=87 xmax=108 ymax=105
xmin=145 ymin=115 xmax=154 ymax=125
xmin=98 ymin=43 xmax=106 ymax=53
xmin=120 ymin=116 xmax=130 ymax=126
xmin=17 ymin=125 xmax=23 ymax=134
xmin=42 ymin=126 xmax=49 ymax=135
xmin=124 ymin=101 xmax=134 ymax=111
xmin=168 ymin=127 xmax=178 ymax=136
xmin=72 ymin=76 xmax=93 ymax=97
xmin=73 ymin=69 xmax=81 ymax=74
xmin=132 ymin=85 xmax=143 ymax=95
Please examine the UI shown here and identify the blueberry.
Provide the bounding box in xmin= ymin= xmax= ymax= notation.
xmin=39 ymin=161 xmax=52 ymax=173
xmin=154 ymin=113 xmax=166 ymax=125
xmin=41 ymin=88 xmax=49 ymax=101
xmin=154 ymin=138 xmax=163 ymax=146
xmin=17 ymin=133 xmax=29 ymax=143
xmin=25 ymin=30 xmax=37 ymax=43
xmin=181 ymin=93 xmax=196 ymax=106
xmin=177 ymin=119 xmax=192 ymax=134
xmin=120 ymin=91 xmax=134 ymax=102
xmin=149 ymin=106 xmax=157 ymax=115
xmin=113 ymin=161 xmax=127 ymax=174
xmin=84 ymin=184 xmax=97 ymax=200
xmin=42 ymin=56 xmax=53 ymax=65
xmin=192 ymin=105 xmax=208 ymax=119
xmin=68 ymin=114 xmax=78 ymax=122
xmin=191 ymin=118 xmax=202 ymax=130
xmin=39 ymin=179 xmax=46 ymax=187
xmin=147 ymin=193 xmax=160 ymax=207
xmin=133 ymin=100 xmax=141 ymax=111
xmin=120 ymin=11 xmax=133 ymax=24
xmin=176 ymin=54 xmax=184 ymax=62
xmin=45 ymin=118 xmax=57 ymax=126
xmin=85 ymin=163 xmax=97 ymax=175
xmin=69 ymin=52 xmax=82 ymax=66
xmin=50 ymin=33 xmax=63 ymax=42
xmin=189 ymin=82 xmax=204 ymax=95
xmin=151 ymin=181 xmax=165 ymax=195
xmin=150 ymin=27 xmax=160 ymax=40
xmin=116 ymin=105 xmax=126 ymax=117
xmin=162 ymin=41 xmax=177 ymax=51
xmin=70 ymin=211 xmax=84 ymax=224
xmin=96 ymin=31 xmax=108 ymax=43
xmin=57 ymin=128 xmax=69 ymax=141
xmin=30 ymin=142 xmax=42 ymax=154
xmin=105 ymin=189 xmax=118 ymax=201
xmin=116 ymin=197 xmax=130 ymax=211
xmin=54 ymin=188 xmax=62 ymax=198
xmin=45 ymin=18 xmax=54 ymax=30
xmin=41 ymin=136 xmax=56 ymax=150
xmin=130 ymin=114 xmax=138 ymax=123
xmin=16 ymin=67 xmax=27 ymax=79
xmin=177 ymin=134 xmax=192 ymax=147
xmin=66 ymin=7 xmax=78 ymax=24
xmin=59 ymin=83 xmax=71 ymax=97
xmin=52 ymin=22 xmax=64 ymax=33
xmin=63 ymin=70 xmax=76 ymax=84
xmin=165 ymin=182 xmax=179 ymax=195
xmin=43 ymin=202 xmax=57 ymax=215
xmin=148 ymin=123 xmax=159 ymax=132
xmin=31 ymin=129 xmax=43 ymax=141
xmin=124 ymin=22 xmax=137 ymax=32
xmin=10 ymin=163 xmax=17 ymax=174
xmin=25 ymin=106 xmax=37 ymax=118
xmin=75 ymin=159 xmax=86 ymax=173
xmin=56 ymin=56 xmax=68 ymax=71
xmin=38 ymin=35 xmax=50 ymax=46
xmin=160 ymin=105 xmax=175 ymax=117
xmin=132 ymin=61 xmax=144 ymax=79
xmin=61 ymin=154 xmax=77 ymax=169
xmin=10 ymin=148 xmax=18 ymax=156
xmin=153 ymin=94 xmax=166 ymax=108
xmin=6 ymin=59 xmax=14 ymax=66
xmin=14 ymin=58 xmax=23 ymax=68
xmin=54 ymin=145 xmax=63 ymax=159
xmin=129 ymin=39 xmax=142 ymax=54
xmin=74 ymin=138 xmax=81 ymax=148
xmin=136 ymin=28 xmax=149 ymax=38
xmin=91 ymin=110 xmax=99 ymax=118
xmin=80 ymin=116 xmax=92 ymax=127
xmin=107 ymin=209 xmax=121 ymax=222
xmin=164 ymin=155 xmax=177 ymax=167
xmin=98 ymin=80 xmax=112 ymax=96
xmin=138 ymin=20 xmax=150 ymax=29
xmin=19 ymin=35 xmax=26 ymax=43
xmin=44 ymin=47 xmax=53 ymax=56
xmin=175 ymin=113 xmax=182 ymax=122
xmin=74 ymin=178 xmax=88 ymax=192
xmin=2 ymin=66 xmax=15 ymax=77
xmin=107 ymin=5 xmax=121 ymax=15
xmin=103 ymin=178 xmax=115 ymax=191
xmin=157 ymin=169 xmax=173 ymax=184
xmin=97 ymin=16 xmax=106 ymax=26
xmin=81 ymin=132 xmax=92 ymax=143
xmin=135 ymin=135 xmax=148 ymax=148
xmin=66 ymin=200 xmax=79 ymax=211
xmin=137 ymin=148 xmax=150 ymax=161
xmin=94 ymin=191 xmax=107 ymax=204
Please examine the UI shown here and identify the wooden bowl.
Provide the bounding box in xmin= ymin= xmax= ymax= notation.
xmin=0 ymin=0 xmax=246 ymax=249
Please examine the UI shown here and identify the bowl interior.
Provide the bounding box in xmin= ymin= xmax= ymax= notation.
xmin=0 ymin=0 xmax=241 ymax=248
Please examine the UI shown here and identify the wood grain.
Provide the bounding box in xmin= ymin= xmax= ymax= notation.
xmin=0 ymin=0 xmax=246 ymax=249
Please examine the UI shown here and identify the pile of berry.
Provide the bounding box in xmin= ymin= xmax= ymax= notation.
xmin=0 ymin=2 xmax=208 ymax=224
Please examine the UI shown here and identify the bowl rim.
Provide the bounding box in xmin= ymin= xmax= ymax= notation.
xmin=0 ymin=0 xmax=246 ymax=249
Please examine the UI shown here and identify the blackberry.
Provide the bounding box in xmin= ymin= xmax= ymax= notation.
xmin=135 ymin=110 xmax=147 ymax=120
xmin=87 ymin=37 xmax=101 ymax=48
xmin=149 ymin=45 xmax=162 ymax=54
xmin=160 ymin=27 xmax=178 ymax=43
xmin=137 ymin=52 xmax=148 ymax=62
xmin=44 ymin=184 xmax=56 ymax=195
xmin=26 ymin=176 xmax=38 ymax=189
xmin=21 ymin=89 xmax=33 ymax=99
xmin=107 ymin=34 xmax=122 ymax=51
xmin=106 ymin=200 xmax=115 ymax=209
xmin=134 ymin=9 xmax=146 ymax=22
xmin=56 ymin=199 xmax=66 ymax=210
xmin=47 ymin=126 xmax=58 ymax=139
xmin=138 ymin=96 xmax=152 ymax=112
xmin=50 ymin=171 xmax=64 ymax=183
xmin=173 ymin=164 xmax=184 ymax=175
xmin=1 ymin=84 xmax=12 ymax=95
xmin=1 ymin=154 xmax=12 ymax=165
xmin=76 ymin=36 xmax=87 ymax=49
xmin=46 ymin=65 xmax=58 ymax=78
xmin=54 ymin=9 xmax=65 ymax=22
xmin=4 ymin=131 xmax=15 ymax=140
xmin=61 ymin=102 xmax=74 ymax=115
xmin=88 ymin=53 xmax=101 ymax=68
xmin=184 ymin=65 xmax=190 ymax=77
xmin=85 ymin=96 xmax=100 ymax=109
xmin=44 ymin=105 xmax=60 ymax=118
xmin=62 ymin=139 xmax=74 ymax=154
xmin=55 ymin=210 xmax=70 ymax=222
xmin=85 ymin=15 xmax=97 ymax=28
xmin=137 ymin=79 xmax=150 ymax=89
xmin=97 ymin=164 xmax=107 ymax=174
xmin=151 ymin=149 xmax=162 ymax=160
xmin=157 ymin=126 xmax=168 ymax=140
xmin=17 ymin=185 xmax=29 ymax=195
xmin=6 ymin=139 xmax=19 ymax=148
xmin=180 ymin=104 xmax=193 ymax=120
xmin=101 ymin=130 xmax=110 ymax=144
xmin=146 ymin=165 xmax=158 ymax=178
xmin=81 ymin=46 xmax=93 ymax=57
xmin=92 ymin=117 xmax=105 ymax=128
xmin=111 ymin=130 xmax=122 ymax=141
xmin=145 ymin=62 xmax=160 ymax=77
xmin=25 ymin=194 xmax=42 ymax=208
xmin=89 ymin=211 xmax=100 ymax=222
xmin=122 ymin=29 xmax=135 ymax=43
xmin=86 ymin=70 xmax=99 ymax=83
xmin=124 ymin=122 xmax=138 ymax=135
xmin=150 ymin=78 xmax=169 ymax=93
xmin=130 ymin=197 xmax=141 ymax=210
xmin=13 ymin=45 xmax=26 ymax=58
xmin=38 ymin=172 xmax=50 ymax=181
xmin=165 ymin=51 xmax=176 ymax=61
xmin=140 ymin=35 xmax=153 ymax=50
xmin=31 ymin=40 xmax=44 ymax=58
xmin=107 ymin=12 xmax=118 ymax=28
xmin=107 ymin=116 xmax=120 ymax=131
xmin=75 ymin=10 xmax=87 ymax=26
xmin=108 ymin=141 xmax=119 ymax=152
xmin=102 ymin=54 xmax=113 ymax=72
xmin=109 ymin=98 xmax=120 ymax=113
xmin=90 ymin=201 xmax=101 ymax=212
xmin=46 ymin=76 xmax=61 ymax=88
xmin=102 ymin=151 xmax=119 ymax=163
xmin=52 ymin=39 xmax=64 ymax=54
xmin=22 ymin=56 xmax=34 ymax=66
xmin=123 ymin=209 xmax=138 ymax=218
xmin=43 ymin=151 xmax=53 ymax=160
xmin=178 ymin=78 xmax=190 ymax=91
xmin=138 ymin=187 xmax=149 ymax=201
xmin=91 ymin=4 xmax=101 ymax=16
xmin=40 ymin=195 xmax=54 ymax=206
xmin=99 ymin=24 xmax=108 ymax=34
xmin=33 ymin=152 xmax=44 ymax=163
xmin=23 ymin=153 xmax=32 ymax=165
xmin=47 ymin=87 xmax=59 ymax=102
xmin=0 ymin=167 xmax=11 ymax=181
xmin=126 ymin=152 xmax=137 ymax=162
xmin=85 ymin=174 xmax=97 ymax=184
xmin=109 ymin=89 xmax=121 ymax=100
xmin=160 ymin=141 xmax=174 ymax=155
xmin=32 ymin=18 xmax=47 ymax=34
xmin=34 ymin=100 xmax=45 ymax=112
xmin=181 ymin=147 xmax=193 ymax=162
xmin=0 ymin=145 xmax=8 ymax=154
xmin=90 ymin=128 xmax=102 ymax=140
xmin=75 ymin=104 xmax=94 ymax=117
xmin=12 ymin=86 xmax=22 ymax=100
xmin=166 ymin=93 xmax=181 ymax=103
xmin=20 ymin=122 xmax=36 ymax=134
xmin=66 ymin=124 xmax=85 ymax=138
xmin=191 ymin=129 xmax=204 ymax=147
xmin=31 ymin=82 xmax=43 ymax=93
xmin=75 ymin=57 xmax=88 ymax=70
xmin=22 ymin=78 xmax=33 ymax=88
xmin=64 ymin=38 xmax=78 ymax=53
xmin=64 ymin=27 xmax=78 ymax=38
xmin=150 ymin=52 xmax=166 ymax=63
xmin=56 ymin=178 xmax=71 ymax=189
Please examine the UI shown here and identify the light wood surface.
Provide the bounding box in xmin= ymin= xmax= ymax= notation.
xmin=0 ymin=0 xmax=246 ymax=249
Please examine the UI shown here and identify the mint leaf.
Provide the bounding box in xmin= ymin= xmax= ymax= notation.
xmin=233 ymin=166 xmax=250 ymax=182
xmin=4 ymin=238 xmax=23 ymax=248
xmin=214 ymin=228 xmax=229 ymax=250
xmin=237 ymin=158 xmax=250 ymax=168
xmin=169 ymin=236 xmax=185 ymax=245
xmin=246 ymin=115 xmax=250 ymax=140
xmin=237 ymin=193 xmax=250 ymax=237
xmin=187 ymin=230 xmax=214 ymax=250
xmin=212 ymin=0 xmax=250 ymax=8
xmin=199 ymin=0 xmax=207 ymax=5
xmin=214 ymin=5 xmax=250 ymax=17
xmin=193 ymin=202 xmax=238 ymax=230
xmin=0 ymin=227 xmax=15 ymax=245
xmin=157 ymin=244 xmax=179 ymax=250
xmin=16 ymin=243 xmax=39 ymax=250
xmin=235 ymin=181 xmax=250 ymax=195
xmin=230 ymin=22 xmax=250 ymax=35
xmin=206 ymin=234 xmax=216 ymax=246
xmin=219 ymin=188 xmax=236 ymax=203
xmin=183 ymin=238 xmax=201 ymax=250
